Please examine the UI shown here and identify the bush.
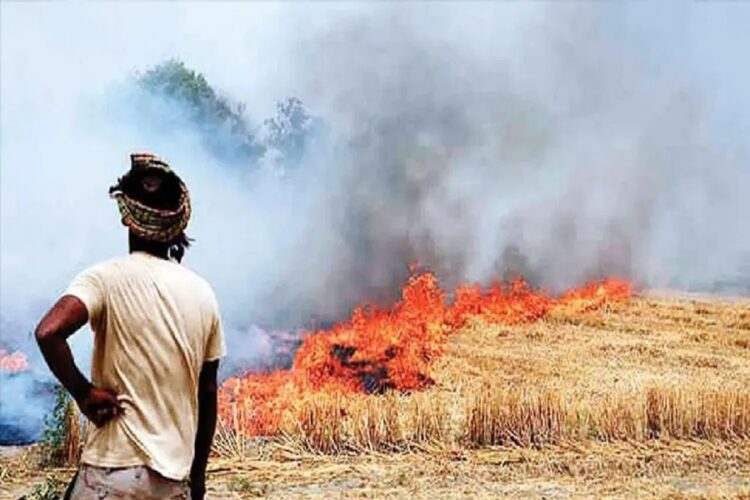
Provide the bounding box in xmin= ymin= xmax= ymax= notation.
xmin=39 ymin=385 xmax=81 ymax=467
xmin=21 ymin=475 xmax=66 ymax=500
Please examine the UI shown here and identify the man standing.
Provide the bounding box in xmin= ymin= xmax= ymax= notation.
xmin=35 ymin=153 xmax=224 ymax=499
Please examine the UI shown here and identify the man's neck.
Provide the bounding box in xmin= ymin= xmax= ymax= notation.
xmin=129 ymin=233 xmax=170 ymax=260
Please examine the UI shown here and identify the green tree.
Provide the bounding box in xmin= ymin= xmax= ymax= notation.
xmin=136 ymin=59 xmax=319 ymax=171
xmin=263 ymin=97 xmax=315 ymax=167
xmin=137 ymin=59 xmax=261 ymax=162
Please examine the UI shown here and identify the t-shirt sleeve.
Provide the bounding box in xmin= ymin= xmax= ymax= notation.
xmin=64 ymin=265 xmax=106 ymax=324
xmin=205 ymin=301 xmax=226 ymax=362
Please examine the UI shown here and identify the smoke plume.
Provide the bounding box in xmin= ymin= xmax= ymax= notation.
xmin=1 ymin=2 xmax=749 ymax=439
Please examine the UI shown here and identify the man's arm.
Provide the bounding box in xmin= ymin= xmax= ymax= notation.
xmin=190 ymin=360 xmax=219 ymax=500
xmin=35 ymin=295 xmax=120 ymax=427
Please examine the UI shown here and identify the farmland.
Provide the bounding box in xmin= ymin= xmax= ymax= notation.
xmin=2 ymin=290 xmax=749 ymax=499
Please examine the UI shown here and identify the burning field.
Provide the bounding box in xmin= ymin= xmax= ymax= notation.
xmin=203 ymin=277 xmax=750 ymax=498
xmin=2 ymin=276 xmax=750 ymax=498
xmin=217 ymin=272 xmax=633 ymax=440
xmin=212 ymin=275 xmax=750 ymax=457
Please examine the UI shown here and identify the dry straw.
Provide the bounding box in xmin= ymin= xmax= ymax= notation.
xmin=347 ymin=394 xmax=402 ymax=452
xmin=274 ymin=391 xmax=453 ymax=454
xmin=466 ymin=387 xmax=566 ymax=448
xmin=645 ymin=387 xmax=750 ymax=440
xmin=239 ymin=384 xmax=750 ymax=456
xmin=294 ymin=393 xmax=347 ymax=454
xmin=214 ymin=400 xmax=256 ymax=459
xmin=63 ymin=400 xmax=82 ymax=465
xmin=403 ymin=392 xmax=450 ymax=447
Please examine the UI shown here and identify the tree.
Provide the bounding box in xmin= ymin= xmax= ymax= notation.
xmin=262 ymin=97 xmax=315 ymax=167
xmin=137 ymin=59 xmax=261 ymax=162
xmin=135 ymin=60 xmax=319 ymax=173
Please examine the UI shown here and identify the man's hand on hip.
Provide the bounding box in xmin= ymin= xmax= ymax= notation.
xmin=35 ymin=295 xmax=122 ymax=428
xmin=76 ymin=386 xmax=123 ymax=427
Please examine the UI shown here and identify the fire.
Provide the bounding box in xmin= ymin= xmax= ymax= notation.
xmin=0 ymin=349 xmax=29 ymax=374
xmin=221 ymin=273 xmax=448 ymax=435
xmin=220 ymin=273 xmax=631 ymax=436
xmin=447 ymin=278 xmax=552 ymax=327
xmin=554 ymin=277 xmax=632 ymax=314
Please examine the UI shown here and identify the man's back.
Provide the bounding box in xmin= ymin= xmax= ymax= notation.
xmin=66 ymin=251 xmax=224 ymax=480
xmin=36 ymin=153 xmax=221 ymax=498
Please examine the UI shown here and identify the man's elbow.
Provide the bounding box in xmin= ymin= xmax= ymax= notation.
xmin=35 ymin=323 xmax=58 ymax=346
xmin=34 ymin=296 xmax=88 ymax=348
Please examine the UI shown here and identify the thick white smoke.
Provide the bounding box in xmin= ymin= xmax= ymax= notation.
xmin=1 ymin=2 xmax=749 ymax=438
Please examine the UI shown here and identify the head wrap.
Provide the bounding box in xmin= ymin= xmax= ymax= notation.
xmin=109 ymin=153 xmax=191 ymax=242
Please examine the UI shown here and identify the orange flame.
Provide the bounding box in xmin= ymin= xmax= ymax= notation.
xmin=220 ymin=273 xmax=631 ymax=436
xmin=0 ymin=349 xmax=29 ymax=374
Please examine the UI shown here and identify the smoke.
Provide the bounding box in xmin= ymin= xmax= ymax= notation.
xmin=2 ymin=2 xmax=750 ymax=439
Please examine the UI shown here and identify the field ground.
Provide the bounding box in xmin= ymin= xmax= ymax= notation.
xmin=1 ymin=291 xmax=748 ymax=499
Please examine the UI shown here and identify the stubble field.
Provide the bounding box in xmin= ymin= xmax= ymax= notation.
xmin=2 ymin=291 xmax=749 ymax=499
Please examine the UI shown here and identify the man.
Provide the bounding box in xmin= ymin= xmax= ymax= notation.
xmin=35 ymin=153 xmax=224 ymax=499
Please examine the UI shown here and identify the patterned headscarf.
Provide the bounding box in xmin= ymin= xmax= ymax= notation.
xmin=109 ymin=153 xmax=191 ymax=242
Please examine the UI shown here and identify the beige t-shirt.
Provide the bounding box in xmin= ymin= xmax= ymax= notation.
xmin=64 ymin=251 xmax=225 ymax=481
